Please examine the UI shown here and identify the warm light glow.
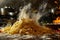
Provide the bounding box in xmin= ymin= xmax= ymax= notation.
xmin=51 ymin=9 xmax=54 ymax=13
xmin=9 ymin=12 xmax=14 ymax=16
xmin=53 ymin=17 xmax=60 ymax=24
xmin=1 ymin=8 xmax=4 ymax=15
xmin=4 ymin=6 xmax=7 ymax=8
xmin=54 ymin=1 xmax=58 ymax=4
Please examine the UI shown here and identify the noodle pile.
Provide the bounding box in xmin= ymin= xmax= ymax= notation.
xmin=1 ymin=19 xmax=54 ymax=35
xmin=0 ymin=3 xmax=55 ymax=35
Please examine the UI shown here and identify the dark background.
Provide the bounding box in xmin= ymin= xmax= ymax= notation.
xmin=0 ymin=0 xmax=60 ymax=26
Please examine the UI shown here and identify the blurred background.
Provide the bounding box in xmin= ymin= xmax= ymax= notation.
xmin=0 ymin=0 xmax=60 ymax=27
xmin=0 ymin=0 xmax=45 ymax=26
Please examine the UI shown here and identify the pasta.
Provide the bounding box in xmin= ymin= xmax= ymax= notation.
xmin=1 ymin=19 xmax=54 ymax=35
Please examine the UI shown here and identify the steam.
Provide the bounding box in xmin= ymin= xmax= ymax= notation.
xmin=18 ymin=2 xmax=48 ymax=25
xmin=18 ymin=3 xmax=40 ymax=24
xmin=18 ymin=3 xmax=31 ymax=21
xmin=39 ymin=2 xmax=47 ymax=16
